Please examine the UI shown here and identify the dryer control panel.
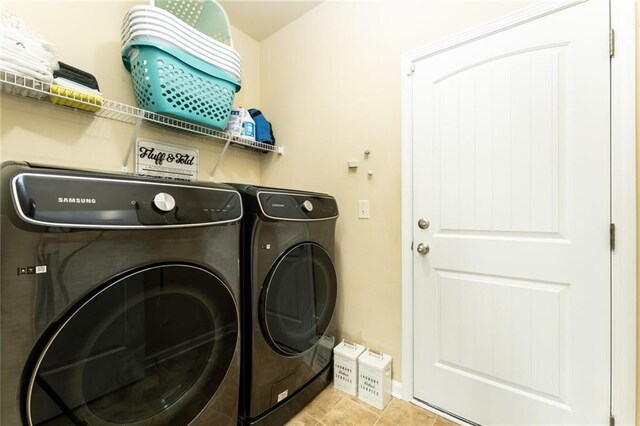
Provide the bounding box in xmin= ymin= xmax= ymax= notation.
xmin=11 ymin=172 xmax=242 ymax=228
xmin=257 ymin=191 xmax=338 ymax=221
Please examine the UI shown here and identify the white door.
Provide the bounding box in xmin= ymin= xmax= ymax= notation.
xmin=411 ymin=1 xmax=610 ymax=424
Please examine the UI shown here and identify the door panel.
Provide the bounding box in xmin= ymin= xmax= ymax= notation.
xmin=436 ymin=270 xmax=568 ymax=403
xmin=412 ymin=1 xmax=610 ymax=424
xmin=438 ymin=46 xmax=564 ymax=235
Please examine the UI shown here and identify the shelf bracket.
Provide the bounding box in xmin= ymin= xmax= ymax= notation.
xmin=122 ymin=116 xmax=143 ymax=172
xmin=210 ymin=137 xmax=232 ymax=181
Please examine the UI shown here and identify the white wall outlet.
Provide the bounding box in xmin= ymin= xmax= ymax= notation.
xmin=348 ymin=160 xmax=359 ymax=168
xmin=358 ymin=200 xmax=370 ymax=219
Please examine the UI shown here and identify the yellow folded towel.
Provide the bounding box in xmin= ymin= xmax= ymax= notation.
xmin=49 ymin=84 xmax=103 ymax=112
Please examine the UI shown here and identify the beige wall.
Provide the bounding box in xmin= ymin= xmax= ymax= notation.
xmin=1 ymin=1 xmax=262 ymax=183
xmin=636 ymin=3 xmax=640 ymax=423
xmin=259 ymin=0 xmax=531 ymax=379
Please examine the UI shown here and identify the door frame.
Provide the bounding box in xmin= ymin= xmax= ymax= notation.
xmin=400 ymin=1 xmax=636 ymax=424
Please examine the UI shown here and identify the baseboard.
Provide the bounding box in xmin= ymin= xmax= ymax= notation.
xmin=391 ymin=380 xmax=402 ymax=399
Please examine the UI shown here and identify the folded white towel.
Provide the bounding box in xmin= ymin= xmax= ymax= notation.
xmin=0 ymin=10 xmax=58 ymax=79
xmin=3 ymin=38 xmax=55 ymax=68
xmin=1 ymin=62 xmax=51 ymax=85
xmin=3 ymin=30 xmax=56 ymax=63
xmin=0 ymin=55 xmax=52 ymax=82
xmin=1 ymin=47 xmax=51 ymax=70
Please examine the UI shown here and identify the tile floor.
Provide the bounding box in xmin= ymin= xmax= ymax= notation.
xmin=284 ymin=386 xmax=460 ymax=426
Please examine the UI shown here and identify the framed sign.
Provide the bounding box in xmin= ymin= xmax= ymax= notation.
xmin=135 ymin=139 xmax=199 ymax=182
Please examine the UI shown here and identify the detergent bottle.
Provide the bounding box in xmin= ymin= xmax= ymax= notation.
xmin=241 ymin=109 xmax=256 ymax=141
xmin=225 ymin=106 xmax=244 ymax=136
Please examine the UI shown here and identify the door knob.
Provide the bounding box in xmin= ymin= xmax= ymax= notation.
xmin=416 ymin=243 xmax=430 ymax=255
xmin=418 ymin=218 xmax=429 ymax=229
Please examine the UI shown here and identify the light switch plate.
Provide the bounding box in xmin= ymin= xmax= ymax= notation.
xmin=358 ymin=200 xmax=369 ymax=219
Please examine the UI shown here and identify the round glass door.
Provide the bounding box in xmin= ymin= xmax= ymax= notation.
xmin=24 ymin=264 xmax=238 ymax=426
xmin=261 ymin=243 xmax=337 ymax=356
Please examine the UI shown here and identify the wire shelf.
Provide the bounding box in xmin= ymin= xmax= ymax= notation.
xmin=0 ymin=69 xmax=283 ymax=155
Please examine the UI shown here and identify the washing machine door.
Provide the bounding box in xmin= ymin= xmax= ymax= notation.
xmin=23 ymin=264 xmax=238 ymax=426
xmin=261 ymin=243 xmax=337 ymax=356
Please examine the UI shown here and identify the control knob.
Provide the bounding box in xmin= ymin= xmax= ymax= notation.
xmin=301 ymin=200 xmax=313 ymax=212
xmin=153 ymin=192 xmax=176 ymax=212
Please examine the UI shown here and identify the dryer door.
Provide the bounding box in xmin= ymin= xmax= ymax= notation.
xmin=261 ymin=243 xmax=337 ymax=356
xmin=23 ymin=264 xmax=238 ymax=426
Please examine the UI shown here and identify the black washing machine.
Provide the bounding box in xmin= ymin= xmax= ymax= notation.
xmin=1 ymin=162 xmax=243 ymax=426
xmin=234 ymin=185 xmax=339 ymax=426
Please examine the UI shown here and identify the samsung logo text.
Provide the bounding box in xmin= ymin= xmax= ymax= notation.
xmin=58 ymin=198 xmax=97 ymax=204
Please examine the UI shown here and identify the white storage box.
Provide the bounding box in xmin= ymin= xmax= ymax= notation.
xmin=333 ymin=340 xmax=366 ymax=395
xmin=357 ymin=349 xmax=392 ymax=409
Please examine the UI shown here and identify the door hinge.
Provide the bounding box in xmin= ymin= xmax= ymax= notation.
xmin=609 ymin=414 xmax=615 ymax=426
xmin=610 ymin=223 xmax=615 ymax=251
xmin=610 ymin=28 xmax=615 ymax=58
xmin=407 ymin=64 xmax=415 ymax=77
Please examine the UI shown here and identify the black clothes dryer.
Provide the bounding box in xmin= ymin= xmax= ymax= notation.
xmin=1 ymin=162 xmax=243 ymax=426
xmin=234 ymin=185 xmax=339 ymax=426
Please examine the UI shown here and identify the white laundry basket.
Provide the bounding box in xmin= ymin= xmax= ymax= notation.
xmin=358 ymin=349 xmax=392 ymax=409
xmin=333 ymin=340 xmax=366 ymax=395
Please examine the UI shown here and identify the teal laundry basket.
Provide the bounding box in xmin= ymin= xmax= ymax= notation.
xmin=153 ymin=0 xmax=233 ymax=46
xmin=123 ymin=41 xmax=241 ymax=130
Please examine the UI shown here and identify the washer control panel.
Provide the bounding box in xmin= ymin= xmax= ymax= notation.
xmin=258 ymin=191 xmax=338 ymax=220
xmin=11 ymin=172 xmax=242 ymax=228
